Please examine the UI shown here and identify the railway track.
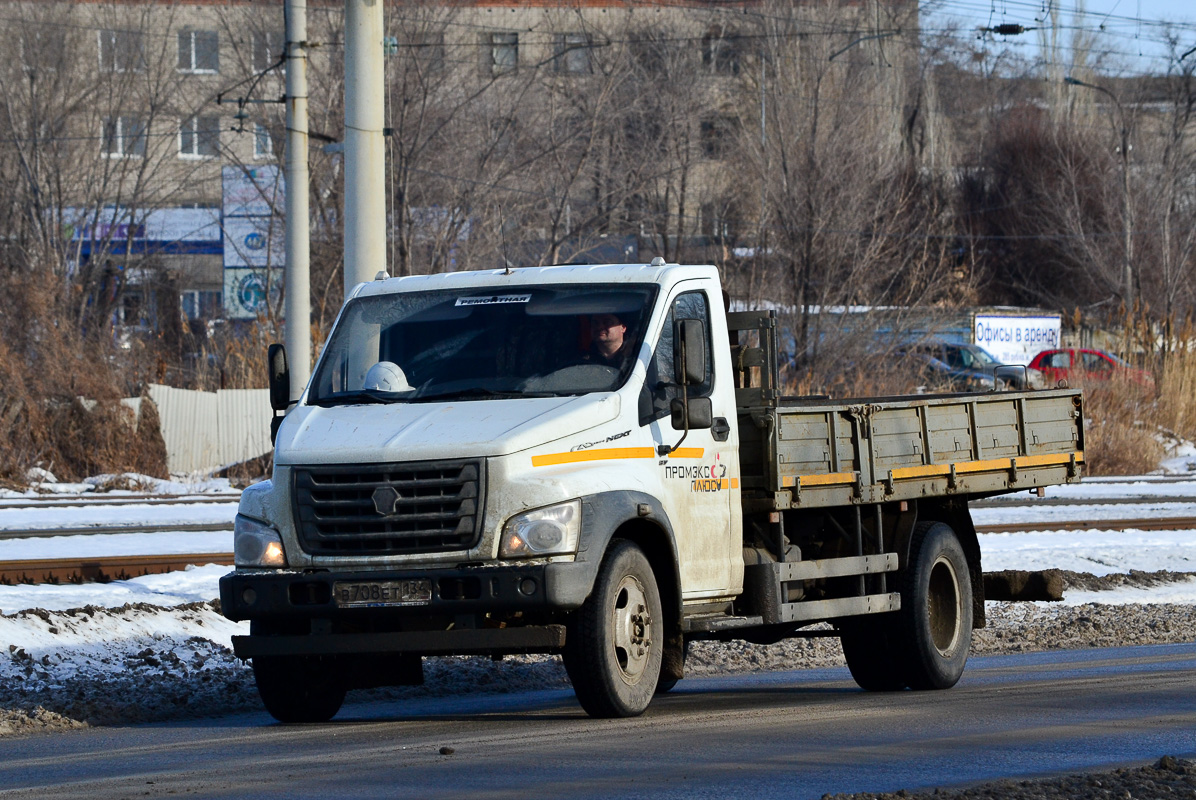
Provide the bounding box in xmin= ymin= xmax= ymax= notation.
xmin=0 ymin=553 xmax=234 ymax=586
xmin=0 ymin=514 xmax=1193 ymax=586
xmin=0 ymin=495 xmax=238 ymax=511
xmin=0 ymin=522 xmax=232 ymax=541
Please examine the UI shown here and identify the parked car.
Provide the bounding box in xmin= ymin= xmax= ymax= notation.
xmin=904 ymin=341 xmax=1026 ymax=391
xmin=1026 ymin=348 xmax=1154 ymax=388
xmin=901 ymin=350 xmax=996 ymax=393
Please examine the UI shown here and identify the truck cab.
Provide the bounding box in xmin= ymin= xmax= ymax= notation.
xmin=223 ymin=263 xmax=745 ymax=718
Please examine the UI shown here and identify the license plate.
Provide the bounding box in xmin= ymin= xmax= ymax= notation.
xmin=333 ymin=579 xmax=433 ymax=608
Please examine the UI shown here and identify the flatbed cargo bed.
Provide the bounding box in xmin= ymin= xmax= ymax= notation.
xmin=728 ymin=312 xmax=1084 ymax=512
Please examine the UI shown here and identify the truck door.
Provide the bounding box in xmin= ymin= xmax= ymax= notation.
xmin=639 ymin=289 xmax=734 ymax=597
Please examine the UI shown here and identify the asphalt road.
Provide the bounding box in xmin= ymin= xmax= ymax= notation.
xmin=2 ymin=643 xmax=1194 ymax=800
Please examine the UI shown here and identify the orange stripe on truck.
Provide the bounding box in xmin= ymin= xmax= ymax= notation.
xmin=531 ymin=447 xmax=704 ymax=467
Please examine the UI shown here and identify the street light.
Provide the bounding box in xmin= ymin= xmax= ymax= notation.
xmin=1064 ymin=76 xmax=1134 ymax=312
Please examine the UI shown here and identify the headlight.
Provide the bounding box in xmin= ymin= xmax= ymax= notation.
xmin=234 ymin=514 xmax=287 ymax=568
xmin=501 ymin=500 xmax=581 ymax=558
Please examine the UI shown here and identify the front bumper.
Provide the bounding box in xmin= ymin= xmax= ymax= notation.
xmin=219 ymin=562 xmax=591 ymax=622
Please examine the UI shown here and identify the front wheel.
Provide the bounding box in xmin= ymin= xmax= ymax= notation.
xmin=253 ymin=655 xmax=347 ymax=723
xmin=564 ymin=540 xmax=663 ymax=718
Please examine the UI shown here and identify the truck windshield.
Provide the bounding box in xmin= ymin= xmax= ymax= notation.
xmin=309 ymin=283 xmax=657 ymax=405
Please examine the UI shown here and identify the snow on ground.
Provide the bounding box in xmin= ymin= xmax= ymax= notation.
xmin=0 ymin=564 xmax=235 ymax=617
xmin=0 ymin=472 xmax=239 ymax=499
xmin=971 ymin=501 xmax=1196 ymax=526
xmin=979 ymin=529 xmax=1196 ymax=577
xmin=0 ymin=503 xmax=237 ymax=531
xmin=982 ymin=477 xmax=1196 ymax=501
xmin=0 ymin=532 xmax=231 ymax=562
xmin=1062 ymin=578 xmax=1196 ymax=605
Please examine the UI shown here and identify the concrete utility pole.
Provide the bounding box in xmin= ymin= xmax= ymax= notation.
xmin=284 ymin=0 xmax=311 ymax=400
xmin=1064 ymin=76 xmax=1134 ymax=312
xmin=343 ymin=0 xmax=387 ymax=296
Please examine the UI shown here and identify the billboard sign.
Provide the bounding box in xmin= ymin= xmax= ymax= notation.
xmin=222 ymin=215 xmax=284 ymax=269
xmin=223 ymin=268 xmax=283 ymax=320
xmin=222 ymin=165 xmax=283 ymax=218
xmin=973 ymin=313 xmax=1061 ymax=366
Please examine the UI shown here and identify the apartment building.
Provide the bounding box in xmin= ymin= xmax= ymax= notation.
xmin=0 ymin=0 xmax=915 ymax=330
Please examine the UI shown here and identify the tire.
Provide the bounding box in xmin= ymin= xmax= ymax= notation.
xmin=654 ymin=676 xmax=679 ymax=694
xmin=898 ymin=521 xmax=973 ymax=690
xmin=838 ymin=614 xmax=909 ymax=692
xmin=563 ymin=540 xmax=663 ymax=718
xmin=655 ymin=635 xmax=689 ymax=694
xmin=252 ymin=654 xmax=347 ymax=723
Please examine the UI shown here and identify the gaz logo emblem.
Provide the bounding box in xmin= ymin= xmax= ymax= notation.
xmin=371 ymin=486 xmax=402 ymax=516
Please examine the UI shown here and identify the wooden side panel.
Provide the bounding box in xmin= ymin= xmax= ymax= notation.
xmin=777 ymin=412 xmax=834 ymax=475
xmin=973 ymin=399 xmax=1021 ymax=458
xmin=833 ymin=412 xmax=857 ymax=474
xmin=924 ymin=403 xmax=972 ymax=462
xmin=1023 ymin=396 xmax=1082 ymax=454
xmin=871 ymin=408 xmax=926 ymax=471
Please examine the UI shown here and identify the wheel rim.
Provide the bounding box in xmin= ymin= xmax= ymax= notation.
xmin=927 ymin=555 xmax=963 ymax=656
xmin=611 ymin=574 xmax=652 ymax=684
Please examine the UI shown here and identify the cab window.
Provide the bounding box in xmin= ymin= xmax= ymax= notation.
xmin=639 ymin=291 xmax=713 ymax=425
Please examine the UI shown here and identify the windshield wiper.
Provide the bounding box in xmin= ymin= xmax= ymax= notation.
xmin=311 ymin=390 xmax=400 ymax=407
xmin=413 ymin=387 xmax=555 ymax=402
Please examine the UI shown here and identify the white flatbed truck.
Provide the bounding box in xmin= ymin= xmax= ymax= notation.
xmin=220 ymin=262 xmax=1084 ymax=721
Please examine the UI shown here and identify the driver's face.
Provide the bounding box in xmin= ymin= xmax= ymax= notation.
xmin=591 ymin=314 xmax=625 ymax=344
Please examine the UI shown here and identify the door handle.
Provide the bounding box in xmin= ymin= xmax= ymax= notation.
xmin=711 ymin=417 xmax=731 ymax=442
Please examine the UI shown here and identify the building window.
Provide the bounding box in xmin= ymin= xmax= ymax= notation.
xmin=700 ymin=115 xmax=737 ymax=159
xmin=700 ymin=202 xmax=737 ymax=243
xmin=404 ymin=32 xmax=445 ymax=73
xmin=254 ymin=123 xmax=273 ymax=159
xmin=484 ymin=32 xmax=518 ymax=75
xmin=628 ymin=32 xmax=663 ymax=75
xmin=179 ymin=30 xmax=219 ymax=73
xmin=554 ymin=33 xmax=592 ymax=74
xmin=181 ymin=289 xmax=223 ymax=320
xmin=701 ymin=27 xmax=740 ymax=75
xmin=624 ymin=115 xmax=664 ymax=154
xmin=21 ymin=28 xmax=67 ymax=73
xmin=252 ymin=31 xmax=284 ymax=73
xmin=179 ymin=116 xmax=220 ymax=158
xmin=98 ymin=29 xmax=145 ymax=73
xmin=102 ymin=116 xmax=146 ymax=157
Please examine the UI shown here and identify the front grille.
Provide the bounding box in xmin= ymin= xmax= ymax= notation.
xmin=292 ymin=460 xmax=485 ymax=556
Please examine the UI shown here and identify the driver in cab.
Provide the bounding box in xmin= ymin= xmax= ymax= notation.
xmin=585 ymin=313 xmax=632 ymax=370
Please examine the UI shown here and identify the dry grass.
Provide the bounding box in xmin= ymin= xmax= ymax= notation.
xmin=1072 ymin=378 xmax=1164 ymax=476
xmin=0 ymin=271 xmax=168 ymax=483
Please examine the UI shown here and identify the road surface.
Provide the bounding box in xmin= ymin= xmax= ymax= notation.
xmin=0 ymin=643 xmax=1193 ymax=799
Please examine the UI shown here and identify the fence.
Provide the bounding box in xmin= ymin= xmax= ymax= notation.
xmin=147 ymin=384 xmax=272 ymax=475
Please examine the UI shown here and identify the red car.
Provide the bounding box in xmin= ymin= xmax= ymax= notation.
xmin=1027 ymin=348 xmax=1154 ymax=388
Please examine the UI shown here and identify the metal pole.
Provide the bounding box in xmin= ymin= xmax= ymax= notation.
xmin=284 ymin=0 xmax=311 ymax=402
xmin=1119 ymin=122 xmax=1133 ymax=311
xmin=343 ymin=0 xmax=387 ymax=297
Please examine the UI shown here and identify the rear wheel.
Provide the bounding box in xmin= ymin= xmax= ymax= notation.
xmin=564 ymin=541 xmax=663 ymax=717
xmin=838 ymin=615 xmax=909 ymax=691
xmin=899 ymin=521 xmax=973 ymax=690
xmin=252 ymin=654 xmax=347 ymax=723
xmin=840 ymin=521 xmax=972 ymax=692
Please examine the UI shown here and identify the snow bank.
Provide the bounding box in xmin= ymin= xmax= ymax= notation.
xmin=0 ymin=564 xmax=232 ymax=616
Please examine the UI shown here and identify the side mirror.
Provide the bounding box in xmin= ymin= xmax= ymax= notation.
xmin=994 ymin=365 xmax=1027 ymax=391
xmin=268 ymin=343 xmax=290 ymax=411
xmin=674 ymin=318 xmax=707 ymax=386
xmin=671 ymin=396 xmax=713 ymax=431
